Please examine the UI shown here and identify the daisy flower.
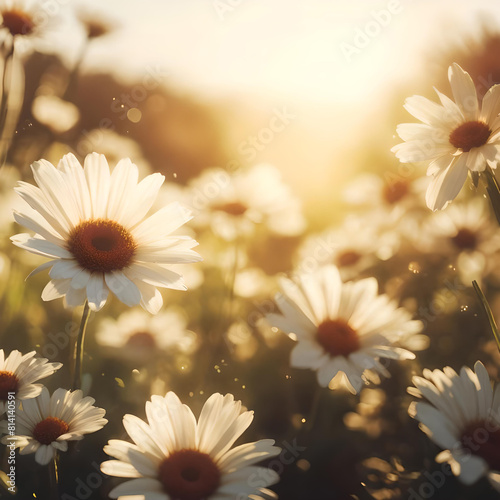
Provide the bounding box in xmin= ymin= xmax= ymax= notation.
xmin=408 ymin=361 xmax=500 ymax=491
xmin=415 ymin=197 xmax=500 ymax=283
xmin=295 ymin=215 xmax=387 ymax=281
xmin=76 ymin=5 xmax=118 ymax=40
xmin=95 ymin=307 xmax=197 ymax=362
xmin=343 ymin=173 xmax=426 ymax=212
xmin=11 ymin=152 xmax=202 ymax=313
xmin=0 ymin=349 xmax=62 ymax=414
xmin=1 ymin=387 xmax=107 ymax=465
xmin=0 ymin=0 xmax=40 ymax=41
xmin=266 ymin=265 xmax=421 ymax=393
xmin=0 ymin=0 xmax=71 ymax=57
xmin=392 ymin=63 xmax=500 ymax=210
xmin=101 ymin=391 xmax=281 ymax=499
xmin=187 ymin=164 xmax=306 ymax=241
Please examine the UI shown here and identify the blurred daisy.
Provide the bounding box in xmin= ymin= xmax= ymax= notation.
xmin=101 ymin=392 xmax=281 ymax=499
xmin=416 ymin=198 xmax=500 ymax=283
xmin=343 ymin=173 xmax=426 ymax=212
xmin=187 ymin=164 xmax=306 ymax=241
xmin=12 ymin=152 xmax=202 ymax=313
xmin=266 ymin=265 xmax=421 ymax=393
xmin=296 ymin=215 xmax=384 ymax=281
xmin=408 ymin=361 xmax=500 ymax=491
xmin=0 ymin=349 xmax=62 ymax=414
xmin=0 ymin=0 xmax=39 ymax=41
xmin=32 ymin=95 xmax=80 ymax=135
xmin=392 ymin=63 xmax=500 ymax=210
xmin=2 ymin=387 xmax=107 ymax=465
xmin=95 ymin=307 xmax=197 ymax=362
xmin=0 ymin=0 xmax=66 ymax=55
xmin=77 ymin=6 xmax=118 ymax=40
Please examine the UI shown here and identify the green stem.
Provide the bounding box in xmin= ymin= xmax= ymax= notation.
xmin=483 ymin=167 xmax=500 ymax=226
xmin=0 ymin=39 xmax=14 ymax=167
xmin=72 ymin=300 xmax=91 ymax=391
xmin=49 ymin=452 xmax=59 ymax=500
xmin=305 ymin=385 xmax=323 ymax=433
xmin=473 ymin=280 xmax=500 ymax=353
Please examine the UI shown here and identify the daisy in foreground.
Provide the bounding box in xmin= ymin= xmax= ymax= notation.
xmin=0 ymin=349 xmax=62 ymax=414
xmin=266 ymin=265 xmax=422 ymax=393
xmin=408 ymin=361 xmax=500 ymax=490
xmin=12 ymin=152 xmax=202 ymax=313
xmin=101 ymin=392 xmax=281 ymax=499
xmin=392 ymin=63 xmax=500 ymax=210
xmin=1 ymin=387 xmax=107 ymax=465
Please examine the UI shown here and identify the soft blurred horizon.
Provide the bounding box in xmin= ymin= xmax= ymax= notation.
xmin=67 ymin=0 xmax=500 ymax=224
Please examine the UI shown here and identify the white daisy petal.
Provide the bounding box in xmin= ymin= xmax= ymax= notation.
xmin=425 ymin=155 xmax=468 ymax=211
xmin=102 ymin=392 xmax=280 ymax=500
xmin=409 ymin=361 xmax=500 ymax=487
xmin=13 ymin=152 xmax=199 ymax=313
xmin=448 ymin=63 xmax=479 ymax=121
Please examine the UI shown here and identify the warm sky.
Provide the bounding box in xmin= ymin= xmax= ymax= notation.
xmin=77 ymin=0 xmax=500 ymax=217
xmin=86 ymin=0 xmax=500 ymax=105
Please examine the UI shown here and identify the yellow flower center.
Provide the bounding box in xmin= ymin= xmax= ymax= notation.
xmin=336 ymin=250 xmax=361 ymax=268
xmin=449 ymin=121 xmax=491 ymax=152
xmin=316 ymin=319 xmax=360 ymax=357
xmin=126 ymin=331 xmax=157 ymax=349
xmin=67 ymin=219 xmax=136 ymax=273
xmin=460 ymin=420 xmax=500 ymax=471
xmin=1 ymin=9 xmax=35 ymax=36
xmin=451 ymin=228 xmax=477 ymax=250
xmin=213 ymin=201 xmax=248 ymax=216
xmin=158 ymin=449 xmax=221 ymax=500
xmin=33 ymin=417 xmax=69 ymax=445
xmin=383 ymin=179 xmax=410 ymax=204
xmin=0 ymin=371 xmax=19 ymax=400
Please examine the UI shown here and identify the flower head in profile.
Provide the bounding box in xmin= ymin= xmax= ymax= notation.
xmin=0 ymin=349 xmax=62 ymax=414
xmin=77 ymin=6 xmax=118 ymax=40
xmin=408 ymin=361 xmax=500 ymax=491
xmin=101 ymin=392 xmax=281 ymax=499
xmin=266 ymin=265 xmax=421 ymax=393
xmin=1 ymin=387 xmax=107 ymax=465
xmin=12 ymin=152 xmax=202 ymax=313
xmin=392 ymin=63 xmax=500 ymax=210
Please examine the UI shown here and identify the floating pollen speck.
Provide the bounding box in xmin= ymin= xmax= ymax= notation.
xmin=408 ymin=261 xmax=420 ymax=274
xmin=115 ymin=377 xmax=125 ymax=388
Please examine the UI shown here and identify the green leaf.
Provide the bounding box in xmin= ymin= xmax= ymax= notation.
xmin=473 ymin=280 xmax=500 ymax=353
xmin=483 ymin=167 xmax=500 ymax=226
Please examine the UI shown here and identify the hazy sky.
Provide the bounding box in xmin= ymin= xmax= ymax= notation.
xmin=76 ymin=0 xmax=500 ymax=208
xmin=84 ymin=0 xmax=500 ymax=105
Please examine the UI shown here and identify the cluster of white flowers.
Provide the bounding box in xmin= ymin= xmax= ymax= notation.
xmin=3 ymin=2 xmax=500 ymax=495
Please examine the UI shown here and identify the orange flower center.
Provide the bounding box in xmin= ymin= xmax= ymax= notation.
xmin=460 ymin=420 xmax=500 ymax=471
xmin=449 ymin=121 xmax=491 ymax=152
xmin=67 ymin=219 xmax=136 ymax=273
xmin=213 ymin=201 xmax=248 ymax=216
xmin=158 ymin=449 xmax=221 ymax=500
xmin=336 ymin=250 xmax=361 ymax=268
xmin=316 ymin=319 xmax=360 ymax=357
xmin=0 ymin=371 xmax=19 ymax=400
xmin=383 ymin=179 xmax=410 ymax=204
xmin=84 ymin=20 xmax=110 ymax=39
xmin=451 ymin=228 xmax=477 ymax=250
xmin=33 ymin=417 xmax=69 ymax=445
xmin=1 ymin=9 xmax=34 ymax=36
xmin=126 ymin=331 xmax=157 ymax=349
